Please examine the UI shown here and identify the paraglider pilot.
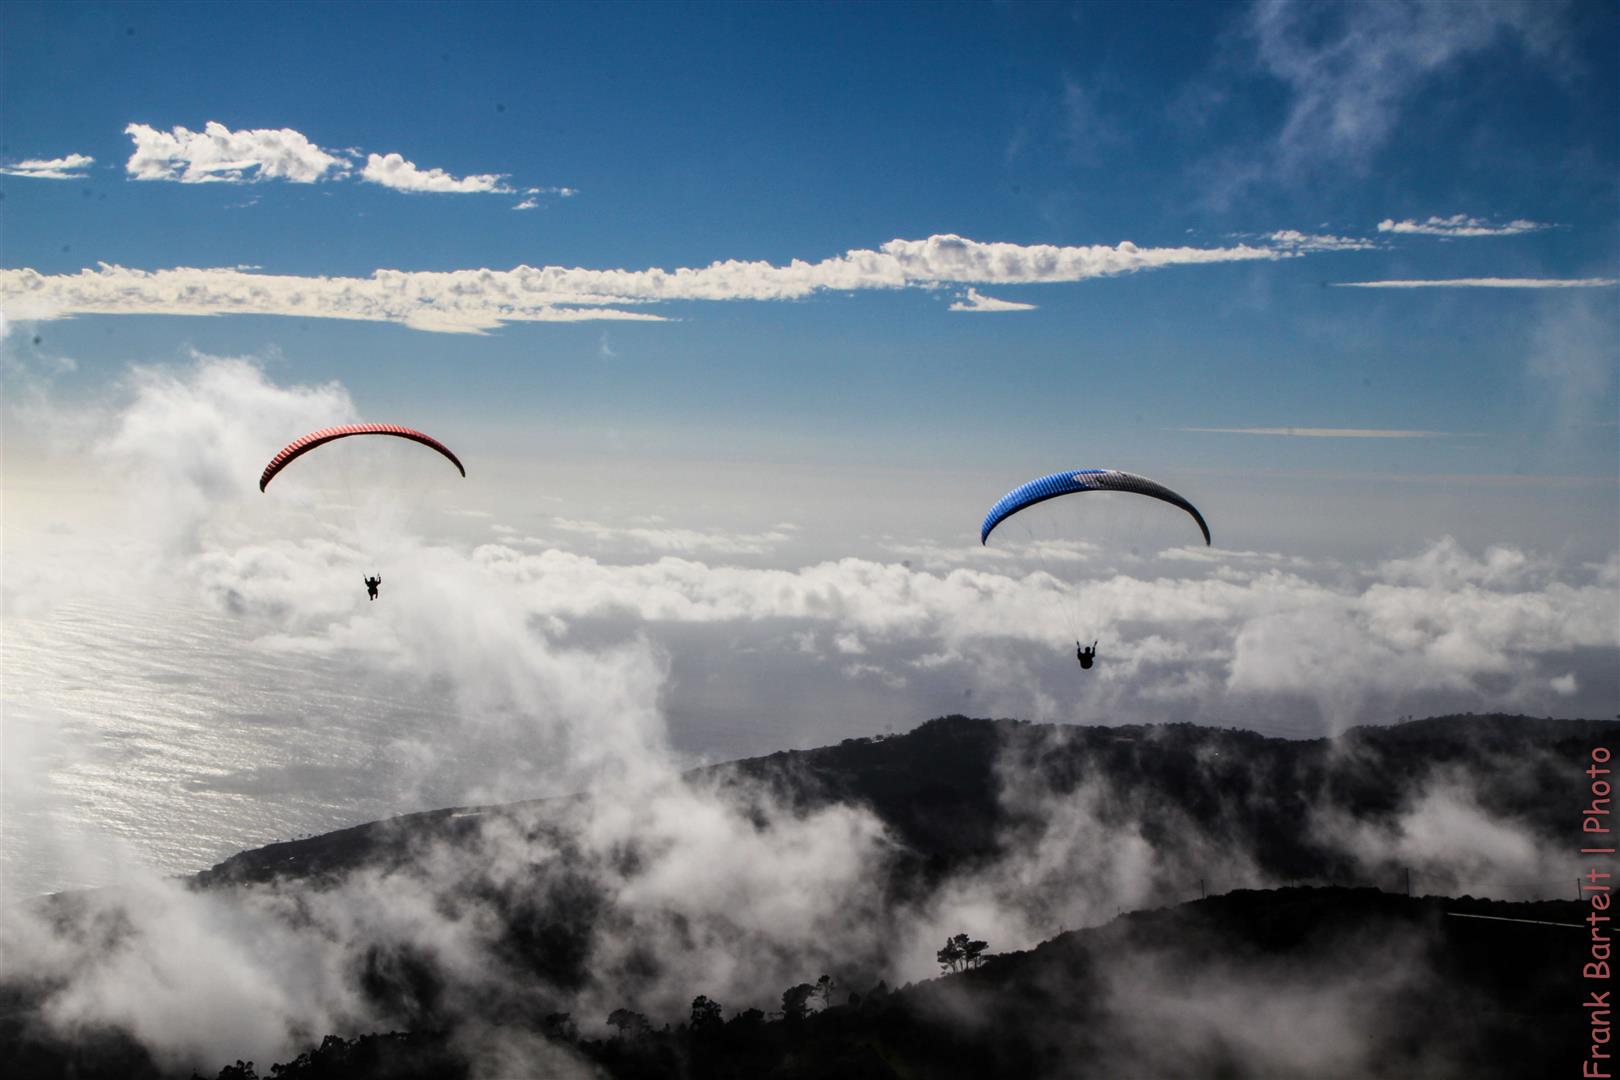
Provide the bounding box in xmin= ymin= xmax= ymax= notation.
xmin=1076 ymin=641 xmax=1097 ymax=669
xmin=364 ymin=575 xmax=381 ymax=601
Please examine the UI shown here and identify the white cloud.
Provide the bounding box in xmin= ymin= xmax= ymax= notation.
xmin=96 ymin=355 xmax=362 ymax=555
xmin=832 ymin=631 xmax=866 ymax=654
xmin=843 ymin=661 xmax=906 ymax=688
xmin=360 ymin=152 xmax=509 ymax=194
xmin=1224 ymin=542 xmax=1615 ymax=725
xmin=0 ymin=233 xmax=1283 ymax=334
xmin=0 ymin=264 xmax=666 ymax=334
xmin=1376 ymin=536 xmax=1547 ymax=590
xmin=120 ymin=120 xmax=569 ymax=201
xmin=0 ymin=153 xmax=94 ymax=180
xmin=1334 ymin=278 xmax=1618 ymax=289
xmin=449 ymin=539 xmax=1615 ymax=732
xmin=1160 ymin=546 xmax=1321 ymax=570
xmin=550 ymin=517 xmax=793 ymax=556
xmin=125 ymin=122 xmax=349 ymax=184
xmin=1180 ymin=426 xmax=1462 ymax=438
xmin=1263 ymin=229 xmax=1378 ymax=252
xmin=1246 ymin=1 xmax=1563 ymax=176
xmin=949 ymin=287 xmax=1037 ymax=312
xmin=873 ymin=234 xmax=1280 ymax=284
xmin=514 ymin=186 xmax=576 ymax=210
xmin=7 ymin=873 xmax=367 ymax=1071
xmin=1377 ymin=214 xmax=1552 ymax=238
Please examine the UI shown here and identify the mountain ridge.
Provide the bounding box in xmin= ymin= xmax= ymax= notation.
xmin=193 ymin=711 xmax=1615 ymax=895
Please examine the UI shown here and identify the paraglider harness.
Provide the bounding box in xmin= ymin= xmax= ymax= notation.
xmin=1076 ymin=641 xmax=1096 ymax=669
xmin=364 ymin=575 xmax=381 ymax=601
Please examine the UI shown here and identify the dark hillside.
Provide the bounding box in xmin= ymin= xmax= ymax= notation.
xmin=246 ymin=887 xmax=1586 ymax=1080
xmin=706 ymin=712 xmax=1608 ymax=893
xmin=192 ymin=712 xmax=1614 ymax=896
xmin=9 ymin=713 xmax=1607 ymax=1080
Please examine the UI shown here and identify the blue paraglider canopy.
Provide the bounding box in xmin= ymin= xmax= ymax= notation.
xmin=980 ymin=469 xmax=1210 ymax=546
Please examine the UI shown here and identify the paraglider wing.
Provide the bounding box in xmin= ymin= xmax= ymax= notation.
xmin=980 ymin=469 xmax=1210 ymax=546
xmin=259 ymin=423 xmax=466 ymax=492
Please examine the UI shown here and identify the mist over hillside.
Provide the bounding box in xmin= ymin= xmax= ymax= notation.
xmin=3 ymin=712 xmax=1604 ymax=1078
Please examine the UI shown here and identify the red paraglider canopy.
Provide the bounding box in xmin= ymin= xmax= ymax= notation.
xmin=259 ymin=424 xmax=466 ymax=492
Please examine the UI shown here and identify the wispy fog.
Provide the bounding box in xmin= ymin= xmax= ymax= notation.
xmin=1 ymin=354 xmax=1610 ymax=1074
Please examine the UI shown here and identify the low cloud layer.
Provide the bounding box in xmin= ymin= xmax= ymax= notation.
xmin=9 ymin=356 xmax=1615 ymax=738
xmin=2 ymin=355 xmax=1605 ymax=1076
xmin=549 ymin=518 xmax=795 ymax=557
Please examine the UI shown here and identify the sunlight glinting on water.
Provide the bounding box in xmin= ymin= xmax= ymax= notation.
xmin=2 ymin=595 xmax=451 ymax=901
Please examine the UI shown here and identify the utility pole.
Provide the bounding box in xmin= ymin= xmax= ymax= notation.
xmin=1405 ymin=867 xmax=1411 ymax=897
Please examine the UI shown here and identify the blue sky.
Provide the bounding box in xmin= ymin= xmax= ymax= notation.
xmin=5 ymin=3 xmax=1615 ymax=481
xmin=2 ymin=0 xmax=1617 ymax=820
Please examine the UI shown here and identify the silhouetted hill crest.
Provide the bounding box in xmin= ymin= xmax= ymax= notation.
xmin=192 ymin=711 xmax=1616 ymax=891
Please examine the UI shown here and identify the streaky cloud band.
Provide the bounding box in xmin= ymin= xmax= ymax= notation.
xmin=0 ymin=234 xmax=1280 ymax=334
xmin=1335 ymin=278 xmax=1618 ymax=289
xmin=0 ymin=153 xmax=95 ymax=180
xmin=949 ymin=287 xmax=1037 ymax=313
xmin=1376 ymin=216 xmax=1551 ymax=238
xmin=1180 ymin=427 xmax=1467 ymax=439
